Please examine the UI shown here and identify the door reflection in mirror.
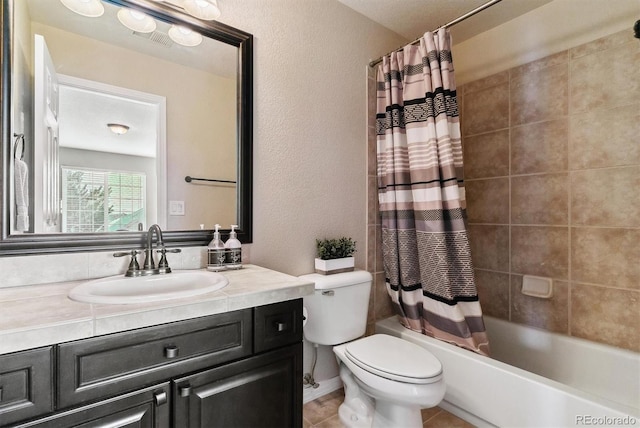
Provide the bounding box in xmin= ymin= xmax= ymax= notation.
xmin=33 ymin=34 xmax=60 ymax=233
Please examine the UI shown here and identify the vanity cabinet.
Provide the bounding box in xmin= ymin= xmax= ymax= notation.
xmin=0 ymin=299 xmax=303 ymax=428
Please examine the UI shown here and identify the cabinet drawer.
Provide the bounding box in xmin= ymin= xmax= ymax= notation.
xmin=0 ymin=347 xmax=53 ymax=426
xmin=15 ymin=382 xmax=170 ymax=428
xmin=57 ymin=309 xmax=252 ymax=408
xmin=254 ymin=299 xmax=303 ymax=353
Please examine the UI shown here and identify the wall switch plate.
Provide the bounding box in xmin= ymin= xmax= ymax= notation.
xmin=169 ymin=200 xmax=185 ymax=216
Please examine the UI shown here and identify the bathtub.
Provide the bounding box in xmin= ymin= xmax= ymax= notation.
xmin=376 ymin=316 xmax=639 ymax=427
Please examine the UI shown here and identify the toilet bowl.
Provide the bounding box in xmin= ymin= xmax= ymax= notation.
xmin=333 ymin=334 xmax=445 ymax=428
xmin=300 ymin=271 xmax=446 ymax=428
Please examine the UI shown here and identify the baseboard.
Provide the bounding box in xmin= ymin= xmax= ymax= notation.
xmin=302 ymin=375 xmax=343 ymax=404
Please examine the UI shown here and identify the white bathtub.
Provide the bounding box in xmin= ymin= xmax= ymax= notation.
xmin=376 ymin=316 xmax=640 ymax=427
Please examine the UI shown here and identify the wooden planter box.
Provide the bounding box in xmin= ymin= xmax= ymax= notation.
xmin=314 ymin=257 xmax=355 ymax=275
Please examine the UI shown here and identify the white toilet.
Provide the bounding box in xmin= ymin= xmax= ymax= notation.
xmin=300 ymin=271 xmax=445 ymax=428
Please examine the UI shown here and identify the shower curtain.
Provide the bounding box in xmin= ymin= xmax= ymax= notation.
xmin=376 ymin=29 xmax=489 ymax=356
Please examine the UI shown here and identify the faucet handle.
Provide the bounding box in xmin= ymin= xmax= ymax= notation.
xmin=113 ymin=250 xmax=142 ymax=277
xmin=156 ymin=248 xmax=181 ymax=272
xmin=162 ymin=248 xmax=182 ymax=254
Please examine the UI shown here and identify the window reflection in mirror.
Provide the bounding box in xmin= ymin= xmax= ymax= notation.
xmin=61 ymin=167 xmax=147 ymax=232
xmin=11 ymin=0 xmax=238 ymax=234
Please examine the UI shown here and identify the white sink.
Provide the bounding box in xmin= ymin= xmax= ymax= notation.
xmin=68 ymin=270 xmax=229 ymax=305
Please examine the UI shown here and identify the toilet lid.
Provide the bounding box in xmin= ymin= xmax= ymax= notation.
xmin=345 ymin=335 xmax=442 ymax=384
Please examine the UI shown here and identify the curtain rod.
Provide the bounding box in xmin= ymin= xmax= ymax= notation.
xmin=368 ymin=0 xmax=503 ymax=68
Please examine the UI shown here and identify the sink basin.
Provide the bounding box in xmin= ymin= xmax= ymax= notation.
xmin=69 ymin=270 xmax=229 ymax=304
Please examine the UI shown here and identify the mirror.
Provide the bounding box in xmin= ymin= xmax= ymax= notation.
xmin=0 ymin=0 xmax=253 ymax=255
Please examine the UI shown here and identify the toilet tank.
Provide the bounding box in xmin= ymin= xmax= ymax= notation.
xmin=300 ymin=270 xmax=372 ymax=346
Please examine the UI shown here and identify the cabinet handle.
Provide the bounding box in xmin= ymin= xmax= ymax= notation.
xmin=275 ymin=322 xmax=287 ymax=332
xmin=179 ymin=385 xmax=192 ymax=397
xmin=0 ymin=386 xmax=3 ymax=402
xmin=154 ymin=390 xmax=168 ymax=406
xmin=164 ymin=345 xmax=179 ymax=358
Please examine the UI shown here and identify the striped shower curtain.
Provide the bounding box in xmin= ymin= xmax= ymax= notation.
xmin=376 ymin=29 xmax=489 ymax=356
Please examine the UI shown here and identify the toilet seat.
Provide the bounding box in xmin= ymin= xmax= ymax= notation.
xmin=344 ymin=334 xmax=442 ymax=384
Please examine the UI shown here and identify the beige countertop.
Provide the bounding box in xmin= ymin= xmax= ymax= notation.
xmin=0 ymin=265 xmax=314 ymax=355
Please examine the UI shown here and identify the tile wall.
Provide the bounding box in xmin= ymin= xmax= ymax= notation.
xmin=366 ymin=29 xmax=639 ymax=352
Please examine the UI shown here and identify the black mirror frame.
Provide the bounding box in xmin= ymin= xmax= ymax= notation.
xmin=0 ymin=0 xmax=252 ymax=255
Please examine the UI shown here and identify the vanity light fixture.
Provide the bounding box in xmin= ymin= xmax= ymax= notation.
xmin=60 ymin=0 xmax=104 ymax=17
xmin=117 ymin=8 xmax=157 ymax=33
xmin=107 ymin=123 xmax=130 ymax=135
xmin=168 ymin=25 xmax=203 ymax=46
xmin=182 ymin=0 xmax=221 ymax=21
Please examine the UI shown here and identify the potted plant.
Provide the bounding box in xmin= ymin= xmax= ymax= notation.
xmin=315 ymin=237 xmax=356 ymax=275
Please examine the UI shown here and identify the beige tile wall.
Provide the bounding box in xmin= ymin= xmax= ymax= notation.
xmin=462 ymin=29 xmax=639 ymax=352
xmin=365 ymin=29 xmax=639 ymax=352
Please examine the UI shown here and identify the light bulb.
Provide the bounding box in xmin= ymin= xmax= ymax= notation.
xmin=117 ymin=8 xmax=157 ymax=33
xmin=183 ymin=0 xmax=221 ymax=20
xmin=60 ymin=0 xmax=104 ymax=17
xmin=168 ymin=25 xmax=203 ymax=47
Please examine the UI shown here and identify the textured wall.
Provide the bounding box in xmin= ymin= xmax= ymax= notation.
xmin=216 ymin=0 xmax=406 ymax=276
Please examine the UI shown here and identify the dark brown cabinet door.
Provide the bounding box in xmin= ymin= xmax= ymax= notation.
xmin=0 ymin=347 xmax=53 ymax=426
xmin=173 ymin=343 xmax=302 ymax=428
xmin=14 ymin=383 xmax=170 ymax=428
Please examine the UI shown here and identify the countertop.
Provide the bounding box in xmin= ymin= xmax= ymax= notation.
xmin=0 ymin=265 xmax=315 ymax=355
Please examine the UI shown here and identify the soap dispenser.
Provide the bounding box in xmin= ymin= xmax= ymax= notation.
xmin=224 ymin=225 xmax=242 ymax=270
xmin=207 ymin=224 xmax=226 ymax=272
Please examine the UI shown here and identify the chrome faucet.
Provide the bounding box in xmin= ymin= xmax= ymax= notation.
xmin=113 ymin=224 xmax=181 ymax=277
xmin=142 ymin=224 xmax=164 ymax=275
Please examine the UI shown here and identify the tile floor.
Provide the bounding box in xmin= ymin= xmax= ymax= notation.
xmin=303 ymin=389 xmax=475 ymax=427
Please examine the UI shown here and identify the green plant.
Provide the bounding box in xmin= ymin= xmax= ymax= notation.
xmin=316 ymin=237 xmax=357 ymax=260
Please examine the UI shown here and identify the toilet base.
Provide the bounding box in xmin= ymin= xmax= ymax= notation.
xmin=338 ymin=365 xmax=373 ymax=427
xmin=337 ymin=364 xmax=427 ymax=428
xmin=339 ymin=393 xmax=426 ymax=428
xmin=371 ymin=401 xmax=423 ymax=428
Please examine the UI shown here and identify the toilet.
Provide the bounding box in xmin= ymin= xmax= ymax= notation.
xmin=300 ymin=271 xmax=445 ymax=428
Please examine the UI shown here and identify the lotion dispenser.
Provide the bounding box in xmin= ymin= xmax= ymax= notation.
xmin=224 ymin=225 xmax=242 ymax=270
xmin=207 ymin=224 xmax=226 ymax=271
